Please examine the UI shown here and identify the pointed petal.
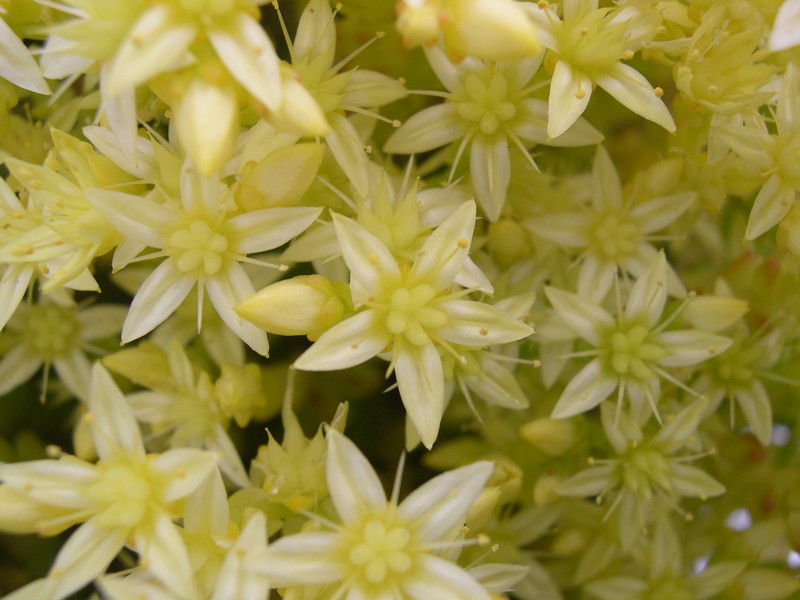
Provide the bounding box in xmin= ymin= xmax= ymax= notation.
xmin=134 ymin=514 xmax=196 ymax=598
xmin=104 ymin=6 xmax=196 ymax=95
xmin=326 ymin=113 xmax=370 ymax=197
xmin=383 ymin=104 xmax=465 ymax=154
xmin=332 ymin=213 xmax=401 ymax=295
xmin=403 ymin=555 xmax=491 ymax=600
xmin=656 ymin=330 xmax=732 ymax=367
xmin=769 ymin=0 xmax=800 ymax=51
xmin=89 ymin=363 xmax=145 ymax=458
xmin=595 ymin=62 xmax=675 ymax=132
xmin=437 ymin=299 xmax=533 ymax=345
xmin=53 ymin=349 xmax=92 ymax=401
xmin=229 ymin=207 xmax=322 ymax=254
xmin=577 ymin=256 xmax=616 ymax=303
xmin=555 ymin=464 xmax=616 ymax=496
xmin=294 ymin=0 xmax=336 ymax=64
xmin=591 ymin=146 xmax=622 ymax=210
xmin=86 ymin=189 xmax=174 ymax=248
xmin=208 ymin=13 xmax=282 ymax=110
xmin=259 ymin=533 xmax=343 ymax=586
xmin=409 ymin=200 xmax=476 ymax=290
xmin=633 ymin=192 xmax=696 ymax=233
xmin=668 ymin=464 xmax=725 ymax=497
xmin=544 ymin=286 xmax=612 ymax=345
xmin=399 ymin=461 xmax=493 ymax=541
xmin=47 ymin=518 xmax=127 ymax=600
xmin=0 ymin=345 xmax=41 ymax=397
xmin=211 ymin=512 xmax=271 ymax=600
xmin=206 ymin=265 xmax=269 ymax=356
xmin=395 ymin=342 xmax=445 ymax=449
xmin=326 ymin=429 xmax=387 ymax=524
xmin=624 ymin=251 xmax=669 ymax=326
xmin=121 ymin=260 xmax=195 ymax=342
xmin=515 ymin=99 xmax=603 ymax=146
xmin=470 ymin=136 xmax=511 ymax=222
xmin=294 ymin=309 xmax=389 ymax=371
xmin=183 ymin=468 xmax=228 ymax=535
xmin=551 ymin=359 xmax=617 ymax=418
xmin=151 ymin=449 xmax=219 ymax=502
xmin=0 ymin=17 xmax=50 ymax=94
xmin=745 ymin=174 xmax=795 ymax=240
xmin=525 ymin=212 xmax=589 ymax=247
xmin=736 ymin=381 xmax=772 ymax=446
xmin=547 ymin=61 xmax=592 ymax=139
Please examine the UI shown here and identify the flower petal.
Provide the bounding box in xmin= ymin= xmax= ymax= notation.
xmin=326 ymin=429 xmax=387 ymax=524
xmin=121 ymin=260 xmax=195 ymax=343
xmin=207 ymin=264 xmax=269 ymax=356
xmin=438 ymin=299 xmax=533 ymax=345
xmin=294 ymin=309 xmax=389 ymax=371
xmin=208 ymin=12 xmax=282 ymax=110
xmin=384 ymin=104 xmax=465 ymax=154
xmin=332 ymin=213 xmax=401 ymax=295
xmin=258 ymin=533 xmax=344 ymax=586
xmin=595 ymin=62 xmax=675 ymax=132
xmin=656 ymin=330 xmax=732 ymax=367
xmin=403 ymin=555 xmax=491 ymax=600
xmin=551 ymin=359 xmax=617 ymax=419
xmin=470 ymin=136 xmax=511 ymax=222
xmin=745 ymin=173 xmax=795 ymax=240
xmin=88 ymin=363 xmax=145 ymax=458
xmin=544 ymin=286 xmax=613 ymax=345
xmin=547 ymin=61 xmax=592 ymax=139
xmin=229 ymin=207 xmax=322 ymax=254
xmin=395 ymin=342 xmax=445 ymax=449
xmin=399 ymin=460 xmax=493 ymax=541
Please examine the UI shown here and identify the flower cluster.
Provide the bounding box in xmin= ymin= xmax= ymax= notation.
xmin=0 ymin=1 xmax=799 ymax=600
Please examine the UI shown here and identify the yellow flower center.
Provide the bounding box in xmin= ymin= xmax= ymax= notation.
xmin=588 ymin=212 xmax=640 ymax=260
xmin=454 ymin=68 xmax=519 ymax=136
xmin=603 ymin=324 xmax=665 ymax=379
xmin=167 ymin=217 xmax=231 ymax=276
xmin=22 ymin=303 xmax=81 ymax=360
xmin=84 ymin=460 xmax=161 ymax=529
xmin=384 ymin=284 xmax=449 ymax=346
xmin=344 ymin=515 xmax=415 ymax=585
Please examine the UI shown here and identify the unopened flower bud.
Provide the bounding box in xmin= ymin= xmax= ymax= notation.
xmin=466 ymin=486 xmax=502 ymax=531
xmin=396 ymin=0 xmax=440 ymax=48
xmin=216 ymin=364 xmax=272 ymax=427
xmin=236 ymin=275 xmax=351 ymax=340
xmin=519 ymin=417 xmax=579 ymax=456
xmin=683 ymin=295 xmax=748 ymax=333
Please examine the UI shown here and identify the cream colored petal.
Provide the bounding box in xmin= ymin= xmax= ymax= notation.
xmin=294 ymin=0 xmax=336 ymax=65
xmin=548 ymin=61 xmax=592 ymax=139
xmin=258 ymin=533 xmax=344 ymax=586
xmin=403 ymin=555 xmax=492 ymax=600
xmin=88 ymin=363 xmax=145 ymax=459
xmin=47 ymin=517 xmax=127 ymax=600
xmin=86 ymin=189 xmax=174 ymax=248
xmin=633 ymin=192 xmax=695 ymax=233
xmin=745 ymin=174 xmax=795 ymax=240
xmin=395 ymin=342 xmax=445 ymax=449
xmin=544 ymin=287 xmax=613 ymax=346
xmin=0 ymin=342 xmax=40 ymax=397
xmin=383 ymin=104 xmax=465 ymax=154
xmin=208 ymin=13 xmax=282 ymax=111
xmin=104 ymin=6 xmax=196 ymax=95
xmin=398 ymin=460 xmax=493 ymax=541
xmin=656 ymin=330 xmax=732 ymax=367
xmin=151 ymin=449 xmax=219 ymax=502
xmin=551 ymin=359 xmax=618 ymax=419
xmin=437 ymin=299 xmax=533 ymax=346
xmin=594 ymin=62 xmax=675 ymax=132
xmin=623 ymin=251 xmax=668 ymax=327
xmin=326 ymin=429 xmax=387 ymax=524
xmin=121 ymin=260 xmax=195 ymax=343
xmin=325 ymin=114 xmax=371 ymax=198
xmin=736 ymin=381 xmax=772 ymax=447
xmin=211 ymin=512 xmax=271 ymax=600
xmin=294 ymin=309 xmax=389 ymax=371
xmin=769 ymin=0 xmax=800 ymax=51
xmin=0 ymin=17 xmax=50 ymax=95
xmin=133 ymin=514 xmax=196 ymax=599
xmin=229 ymin=206 xmax=322 ymax=254
xmin=53 ymin=349 xmax=91 ymax=401
xmin=332 ymin=213 xmax=401 ymax=295
xmin=470 ymin=136 xmax=511 ymax=222
xmin=206 ymin=264 xmax=269 ymax=356
xmin=408 ymin=200 xmax=476 ymax=290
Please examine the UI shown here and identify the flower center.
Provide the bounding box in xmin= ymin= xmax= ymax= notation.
xmin=602 ymin=324 xmax=665 ymax=379
xmin=22 ymin=303 xmax=81 ymax=360
xmin=167 ymin=217 xmax=230 ymax=276
xmin=84 ymin=461 xmax=159 ymax=528
xmin=621 ymin=447 xmax=670 ymax=497
xmin=384 ymin=284 xmax=449 ymax=346
xmin=347 ymin=518 xmax=413 ymax=584
xmin=589 ymin=212 xmax=640 ymax=260
xmin=454 ymin=69 xmax=518 ymax=136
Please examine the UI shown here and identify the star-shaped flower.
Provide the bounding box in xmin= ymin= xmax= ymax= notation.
xmin=293 ymin=201 xmax=533 ymax=448
xmin=256 ymin=429 xmax=508 ymax=600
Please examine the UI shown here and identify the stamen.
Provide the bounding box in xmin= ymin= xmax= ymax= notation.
xmin=317 ymin=176 xmax=358 ymax=212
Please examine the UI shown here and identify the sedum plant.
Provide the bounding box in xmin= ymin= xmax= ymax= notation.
xmin=0 ymin=1 xmax=799 ymax=599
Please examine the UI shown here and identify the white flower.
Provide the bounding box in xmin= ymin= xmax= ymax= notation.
xmin=257 ymin=430 xmax=512 ymax=600
xmin=294 ymin=201 xmax=533 ymax=448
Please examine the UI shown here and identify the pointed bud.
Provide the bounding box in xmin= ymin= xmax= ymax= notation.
xmin=519 ymin=417 xmax=579 ymax=456
xmin=236 ymin=275 xmax=351 ymax=340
